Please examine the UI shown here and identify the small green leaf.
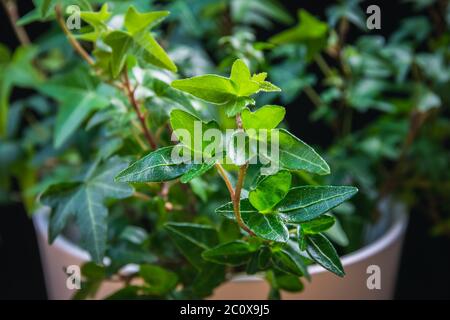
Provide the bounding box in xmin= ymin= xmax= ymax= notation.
xmin=249 ymin=170 xmax=291 ymax=213
xmin=224 ymin=96 xmax=255 ymax=117
xmin=306 ymin=233 xmax=345 ymax=277
xmin=277 ymin=186 xmax=358 ymax=223
xmin=124 ymin=6 xmax=169 ymax=35
xmin=104 ymin=31 xmax=133 ymax=78
xmin=202 ymin=240 xmax=257 ymax=266
xmin=115 ymin=146 xmax=202 ymax=183
xmin=242 ymin=105 xmax=285 ymax=130
xmin=301 ymin=215 xmax=336 ymax=234
xmin=171 ymin=75 xmax=236 ymax=104
xmin=230 ymin=59 xmax=260 ymax=96
xmin=164 ymin=222 xmax=219 ymax=270
xmin=139 ymin=264 xmax=178 ymax=296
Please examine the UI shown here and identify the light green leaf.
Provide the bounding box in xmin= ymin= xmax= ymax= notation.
xmin=277 ymin=186 xmax=358 ymax=223
xmin=171 ymin=75 xmax=236 ymax=104
xmin=249 ymin=170 xmax=291 ymax=213
xmin=202 ymin=240 xmax=257 ymax=266
xmin=306 ymin=233 xmax=345 ymax=277
xmin=241 ymin=105 xmax=285 ymax=130
xmin=224 ymin=96 xmax=255 ymax=117
xmin=104 ymin=31 xmax=133 ymax=78
xmin=164 ymin=222 xmax=218 ymax=270
xmin=115 ymin=146 xmax=202 ymax=183
xmin=40 ymin=158 xmax=134 ymax=263
xmin=124 ymin=6 xmax=169 ymax=35
xmin=169 ymin=109 xmax=221 ymax=156
xmin=230 ymin=59 xmax=260 ymax=96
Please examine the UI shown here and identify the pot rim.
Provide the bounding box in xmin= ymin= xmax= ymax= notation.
xmin=33 ymin=202 xmax=408 ymax=281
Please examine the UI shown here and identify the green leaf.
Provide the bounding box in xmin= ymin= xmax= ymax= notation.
xmin=202 ymin=240 xmax=257 ymax=266
xmin=115 ymin=146 xmax=203 ymax=183
xmin=139 ymin=264 xmax=178 ymax=296
xmin=170 ymin=109 xmax=221 ymax=156
xmin=251 ymin=73 xmax=281 ymax=92
xmin=270 ymin=129 xmax=330 ymax=175
xmin=224 ymin=96 xmax=255 ymax=117
xmin=249 ymin=170 xmax=291 ymax=213
xmin=271 ymin=248 xmax=308 ymax=277
xmin=277 ymin=186 xmax=358 ymax=223
xmin=124 ymin=6 xmax=169 ymax=35
xmin=40 ymin=158 xmax=134 ymax=263
xmin=216 ymin=199 xmax=289 ymax=242
xmin=241 ymin=105 xmax=285 ymax=130
xmin=80 ymin=3 xmax=110 ymax=38
xmin=164 ymin=222 xmax=218 ymax=270
xmin=306 ymin=233 xmax=345 ymax=277
xmin=39 ymin=67 xmax=109 ymax=147
xmin=230 ymin=59 xmax=260 ymax=96
xmin=171 ymin=75 xmax=236 ymax=104
xmin=104 ymin=31 xmax=133 ymax=78
xmin=180 ymin=161 xmax=215 ymax=183
xmin=301 ymin=215 xmax=336 ymax=234
xmin=272 ymin=272 xmax=304 ymax=292
xmin=270 ymin=9 xmax=328 ymax=59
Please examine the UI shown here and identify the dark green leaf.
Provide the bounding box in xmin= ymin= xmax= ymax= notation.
xmin=202 ymin=240 xmax=257 ymax=266
xmin=139 ymin=264 xmax=178 ymax=296
xmin=306 ymin=233 xmax=344 ymax=277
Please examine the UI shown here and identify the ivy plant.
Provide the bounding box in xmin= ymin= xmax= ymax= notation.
xmin=1 ymin=1 xmax=359 ymax=299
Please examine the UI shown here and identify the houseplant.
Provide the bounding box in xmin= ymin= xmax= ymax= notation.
xmin=1 ymin=0 xmax=425 ymax=300
xmin=1 ymin=1 xmax=360 ymax=299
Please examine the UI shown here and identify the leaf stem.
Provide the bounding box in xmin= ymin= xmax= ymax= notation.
xmin=234 ymin=162 xmax=254 ymax=236
xmin=2 ymin=0 xmax=30 ymax=46
xmin=122 ymin=65 xmax=157 ymax=150
xmin=54 ymin=5 xmax=94 ymax=65
xmin=215 ymin=163 xmax=234 ymax=198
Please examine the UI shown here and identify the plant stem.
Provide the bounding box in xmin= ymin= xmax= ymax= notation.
xmin=314 ymin=54 xmax=334 ymax=78
xmin=54 ymin=5 xmax=94 ymax=65
xmin=122 ymin=65 xmax=157 ymax=150
xmin=215 ymin=163 xmax=234 ymax=198
xmin=234 ymin=162 xmax=253 ymax=235
xmin=2 ymin=0 xmax=30 ymax=46
xmin=303 ymin=85 xmax=322 ymax=108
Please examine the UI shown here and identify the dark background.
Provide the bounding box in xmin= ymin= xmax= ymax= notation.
xmin=0 ymin=0 xmax=449 ymax=299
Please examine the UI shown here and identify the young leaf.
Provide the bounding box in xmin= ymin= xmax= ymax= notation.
xmin=277 ymin=186 xmax=358 ymax=223
xmin=249 ymin=170 xmax=292 ymax=213
xmin=115 ymin=146 xmax=201 ymax=183
xmin=139 ymin=264 xmax=178 ymax=296
xmin=40 ymin=158 xmax=134 ymax=263
xmin=241 ymin=105 xmax=286 ymax=130
xmin=230 ymin=59 xmax=260 ymax=96
xmin=104 ymin=31 xmax=133 ymax=78
xmin=164 ymin=222 xmax=219 ymax=270
xmin=124 ymin=6 xmax=169 ymax=35
xmin=306 ymin=233 xmax=345 ymax=277
xmin=171 ymin=75 xmax=236 ymax=104
xmin=301 ymin=215 xmax=336 ymax=234
xmin=202 ymin=240 xmax=257 ymax=266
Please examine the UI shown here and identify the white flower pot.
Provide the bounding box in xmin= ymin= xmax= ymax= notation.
xmin=33 ymin=203 xmax=408 ymax=300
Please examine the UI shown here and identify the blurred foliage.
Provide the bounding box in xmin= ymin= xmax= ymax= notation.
xmin=1 ymin=0 xmax=449 ymax=299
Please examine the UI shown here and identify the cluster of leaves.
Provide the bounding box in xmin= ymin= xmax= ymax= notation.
xmin=0 ymin=0 xmax=360 ymax=300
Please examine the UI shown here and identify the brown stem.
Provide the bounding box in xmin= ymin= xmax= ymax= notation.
xmin=234 ymin=163 xmax=254 ymax=235
xmin=2 ymin=0 xmax=30 ymax=46
xmin=54 ymin=5 xmax=94 ymax=65
xmin=215 ymin=163 xmax=235 ymax=198
xmin=122 ymin=66 xmax=157 ymax=150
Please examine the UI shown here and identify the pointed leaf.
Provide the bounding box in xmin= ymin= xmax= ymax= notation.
xmin=242 ymin=105 xmax=285 ymax=130
xmin=306 ymin=233 xmax=345 ymax=277
xmin=249 ymin=170 xmax=291 ymax=213
xmin=124 ymin=6 xmax=169 ymax=35
xmin=277 ymin=186 xmax=358 ymax=223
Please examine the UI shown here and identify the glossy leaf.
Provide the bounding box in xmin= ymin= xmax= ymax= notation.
xmin=306 ymin=233 xmax=345 ymax=277
xmin=115 ymin=146 xmax=201 ymax=183
xmin=271 ymin=248 xmax=307 ymax=277
xmin=301 ymin=215 xmax=336 ymax=234
xmin=202 ymin=240 xmax=257 ymax=266
xmin=277 ymin=186 xmax=358 ymax=223
xmin=249 ymin=170 xmax=291 ymax=213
